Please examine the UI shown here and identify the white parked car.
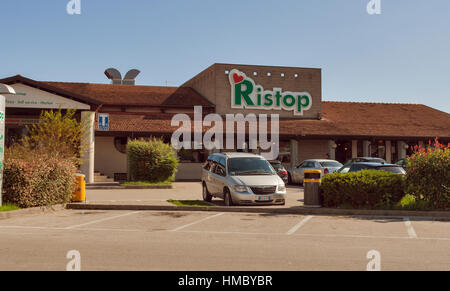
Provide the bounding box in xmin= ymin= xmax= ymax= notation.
xmin=287 ymin=159 xmax=343 ymax=185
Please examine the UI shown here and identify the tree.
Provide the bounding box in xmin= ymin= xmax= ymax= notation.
xmin=21 ymin=108 xmax=89 ymax=166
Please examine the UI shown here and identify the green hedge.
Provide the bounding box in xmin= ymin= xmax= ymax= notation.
xmin=321 ymin=170 xmax=405 ymax=208
xmin=127 ymin=138 xmax=178 ymax=182
xmin=3 ymin=146 xmax=77 ymax=208
xmin=406 ymin=139 xmax=449 ymax=209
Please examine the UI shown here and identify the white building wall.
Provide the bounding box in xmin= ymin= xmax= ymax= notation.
xmin=94 ymin=136 xmax=127 ymax=179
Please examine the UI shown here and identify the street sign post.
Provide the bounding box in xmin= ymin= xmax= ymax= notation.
xmin=0 ymin=95 xmax=6 ymax=207
xmin=98 ymin=113 xmax=109 ymax=131
xmin=0 ymin=84 xmax=16 ymax=207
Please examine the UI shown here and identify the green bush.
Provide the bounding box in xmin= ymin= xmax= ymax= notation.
xmin=3 ymin=146 xmax=77 ymax=208
xmin=321 ymin=170 xmax=405 ymax=208
xmin=396 ymin=194 xmax=431 ymax=211
xmin=406 ymin=138 xmax=450 ymax=209
xmin=127 ymin=138 xmax=178 ymax=182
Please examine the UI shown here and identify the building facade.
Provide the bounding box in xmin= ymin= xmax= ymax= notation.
xmin=1 ymin=63 xmax=449 ymax=183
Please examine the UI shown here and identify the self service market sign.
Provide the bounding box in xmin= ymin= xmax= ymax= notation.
xmin=229 ymin=69 xmax=312 ymax=116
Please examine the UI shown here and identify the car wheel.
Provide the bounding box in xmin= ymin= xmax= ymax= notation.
xmin=224 ymin=189 xmax=233 ymax=206
xmin=202 ymin=183 xmax=212 ymax=202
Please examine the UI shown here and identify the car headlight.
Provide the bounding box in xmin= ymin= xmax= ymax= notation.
xmin=278 ymin=184 xmax=286 ymax=192
xmin=233 ymin=185 xmax=248 ymax=193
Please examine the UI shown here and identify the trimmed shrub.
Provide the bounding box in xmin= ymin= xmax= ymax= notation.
xmin=396 ymin=194 xmax=431 ymax=211
xmin=321 ymin=170 xmax=405 ymax=208
xmin=3 ymin=146 xmax=77 ymax=208
xmin=127 ymin=138 xmax=178 ymax=182
xmin=406 ymin=138 xmax=450 ymax=209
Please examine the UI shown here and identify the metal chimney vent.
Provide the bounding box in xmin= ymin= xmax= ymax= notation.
xmin=104 ymin=68 xmax=140 ymax=85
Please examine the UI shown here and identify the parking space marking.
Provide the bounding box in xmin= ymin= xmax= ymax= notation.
xmin=64 ymin=211 xmax=141 ymax=229
xmin=286 ymin=216 xmax=313 ymax=235
xmin=176 ymin=230 xmax=450 ymax=241
xmin=403 ymin=217 xmax=418 ymax=239
xmin=169 ymin=212 xmax=225 ymax=232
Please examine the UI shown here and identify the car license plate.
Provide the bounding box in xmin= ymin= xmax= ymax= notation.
xmin=258 ymin=196 xmax=271 ymax=201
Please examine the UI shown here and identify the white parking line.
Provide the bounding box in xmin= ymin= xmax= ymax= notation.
xmin=403 ymin=217 xmax=418 ymax=239
xmin=64 ymin=211 xmax=141 ymax=229
xmin=170 ymin=212 xmax=225 ymax=232
xmin=286 ymin=215 xmax=313 ymax=235
xmin=1 ymin=226 xmax=449 ymax=241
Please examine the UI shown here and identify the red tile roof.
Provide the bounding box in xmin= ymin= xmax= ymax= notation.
xmin=2 ymin=75 xmax=448 ymax=139
xmin=43 ymin=81 xmax=214 ymax=107
xmin=98 ymin=102 xmax=450 ymax=139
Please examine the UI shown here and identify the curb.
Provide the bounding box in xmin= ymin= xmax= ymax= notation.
xmin=86 ymin=186 xmax=126 ymax=190
xmin=66 ymin=203 xmax=450 ymax=219
xmin=86 ymin=185 xmax=173 ymax=190
xmin=122 ymin=185 xmax=173 ymax=189
xmin=0 ymin=204 xmax=66 ymax=220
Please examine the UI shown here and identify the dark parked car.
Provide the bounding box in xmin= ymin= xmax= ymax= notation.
xmin=337 ymin=162 xmax=406 ymax=175
xmin=344 ymin=157 xmax=386 ymax=165
xmin=269 ymin=160 xmax=288 ymax=183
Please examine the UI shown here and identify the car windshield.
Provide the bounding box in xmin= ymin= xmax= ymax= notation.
xmin=377 ymin=166 xmax=406 ymax=174
xmin=319 ymin=161 xmax=343 ymax=168
xmin=228 ymin=158 xmax=276 ymax=176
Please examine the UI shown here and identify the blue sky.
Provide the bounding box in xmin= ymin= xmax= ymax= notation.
xmin=1 ymin=0 xmax=449 ymax=113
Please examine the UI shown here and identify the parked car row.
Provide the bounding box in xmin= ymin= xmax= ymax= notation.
xmin=201 ymin=152 xmax=407 ymax=206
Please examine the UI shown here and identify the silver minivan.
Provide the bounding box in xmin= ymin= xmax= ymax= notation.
xmin=201 ymin=153 xmax=287 ymax=206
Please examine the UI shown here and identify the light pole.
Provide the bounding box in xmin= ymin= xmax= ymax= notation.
xmin=0 ymin=84 xmax=16 ymax=207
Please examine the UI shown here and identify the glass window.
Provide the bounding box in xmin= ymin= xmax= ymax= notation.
xmin=114 ymin=137 xmax=127 ymax=154
xmin=339 ymin=165 xmax=351 ymax=173
xmin=215 ymin=164 xmax=226 ymax=177
xmin=218 ymin=157 xmax=226 ymax=168
xmin=209 ymin=162 xmax=217 ymax=173
xmin=320 ymin=161 xmax=343 ymax=168
xmin=203 ymin=160 xmax=212 ymax=171
xmin=270 ymin=162 xmax=284 ymax=171
xmin=227 ymin=158 xmax=275 ymax=176
xmin=304 ymin=161 xmax=315 ymax=168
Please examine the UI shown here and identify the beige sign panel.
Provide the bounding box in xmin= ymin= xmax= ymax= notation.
xmin=183 ymin=63 xmax=322 ymax=119
xmin=6 ymin=83 xmax=90 ymax=110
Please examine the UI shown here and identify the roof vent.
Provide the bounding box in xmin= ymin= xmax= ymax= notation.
xmin=123 ymin=69 xmax=141 ymax=85
xmin=104 ymin=68 xmax=140 ymax=85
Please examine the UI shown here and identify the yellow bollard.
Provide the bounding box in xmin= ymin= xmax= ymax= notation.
xmin=303 ymin=170 xmax=322 ymax=207
xmin=72 ymin=173 xmax=86 ymax=202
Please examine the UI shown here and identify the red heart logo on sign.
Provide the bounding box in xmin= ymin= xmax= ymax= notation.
xmin=233 ymin=73 xmax=244 ymax=84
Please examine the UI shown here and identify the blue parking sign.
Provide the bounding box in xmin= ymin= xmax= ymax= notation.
xmin=98 ymin=113 xmax=109 ymax=131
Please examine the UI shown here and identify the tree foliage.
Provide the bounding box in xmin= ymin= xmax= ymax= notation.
xmin=21 ymin=108 xmax=89 ymax=166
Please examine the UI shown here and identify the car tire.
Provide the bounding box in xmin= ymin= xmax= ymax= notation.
xmin=202 ymin=183 xmax=212 ymax=202
xmin=224 ymin=189 xmax=233 ymax=206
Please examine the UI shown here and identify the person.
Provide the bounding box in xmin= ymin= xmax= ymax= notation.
xmin=325 ymin=153 xmax=330 ymax=159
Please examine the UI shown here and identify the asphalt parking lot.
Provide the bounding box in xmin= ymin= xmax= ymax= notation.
xmin=0 ymin=209 xmax=449 ymax=270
